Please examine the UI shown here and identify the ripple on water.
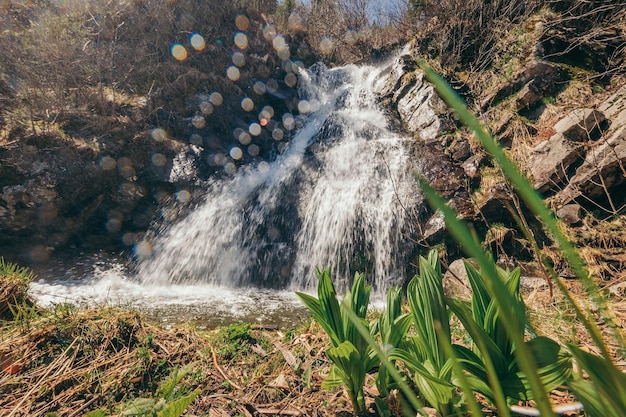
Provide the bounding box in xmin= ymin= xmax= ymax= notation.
xmin=28 ymin=254 xmax=308 ymax=330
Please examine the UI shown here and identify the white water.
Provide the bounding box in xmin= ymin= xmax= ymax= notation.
xmin=30 ymin=55 xmax=422 ymax=325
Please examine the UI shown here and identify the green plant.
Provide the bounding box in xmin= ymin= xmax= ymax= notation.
xmin=7 ymin=299 xmax=39 ymax=333
xmin=371 ymin=286 xmax=411 ymax=397
xmin=448 ymin=260 xmax=571 ymax=405
xmin=296 ymin=269 xmax=378 ymax=416
xmin=414 ymin=55 xmax=624 ymax=416
xmin=0 ymin=257 xmax=36 ymax=320
xmin=567 ymin=345 xmax=626 ymax=417
xmin=217 ymin=322 xmax=256 ymax=360
xmin=387 ymin=252 xmax=463 ymax=416
xmin=89 ymin=365 xmax=199 ymax=417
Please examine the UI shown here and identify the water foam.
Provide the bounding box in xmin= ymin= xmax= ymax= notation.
xmin=135 ymin=57 xmax=421 ymax=294
xmin=30 ymin=52 xmax=422 ymax=324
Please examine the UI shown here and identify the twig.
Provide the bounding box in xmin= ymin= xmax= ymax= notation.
xmin=210 ymin=345 xmax=242 ymax=391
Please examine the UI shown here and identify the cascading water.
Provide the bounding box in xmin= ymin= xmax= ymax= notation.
xmin=29 ymin=54 xmax=424 ymax=326
xmin=138 ymin=59 xmax=422 ymax=292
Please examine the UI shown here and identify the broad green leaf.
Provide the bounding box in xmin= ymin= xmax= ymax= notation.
xmin=463 ymin=260 xmax=490 ymax=326
xmin=317 ymin=268 xmax=345 ymax=344
xmin=568 ymin=345 xmax=626 ymax=416
xmin=321 ymin=364 xmax=343 ymax=389
xmin=156 ymin=364 xmax=193 ymax=401
xmin=157 ymin=390 xmax=199 ymax=417
xmin=568 ymin=379 xmax=608 ymax=417
xmin=447 ymin=298 xmax=508 ymax=373
xmin=326 ymin=341 xmax=367 ymax=414
xmin=376 ymin=286 xmax=411 ymax=397
xmin=84 ymin=411 xmax=107 ymax=417
xmin=296 ymin=273 xmax=341 ymax=347
xmin=447 ymin=298 xmax=513 ymax=410
xmin=407 ymin=252 xmax=450 ymax=371
xmin=121 ymin=397 xmax=156 ymax=415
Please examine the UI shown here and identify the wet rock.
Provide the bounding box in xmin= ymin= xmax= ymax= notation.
xmin=0 ymin=129 xmax=187 ymax=256
xmin=377 ymin=54 xmax=417 ymax=99
xmin=396 ymin=71 xmax=451 ymax=140
xmin=379 ymin=54 xmax=453 ymax=141
xmin=419 ymin=144 xmax=465 ymax=197
xmin=553 ymin=108 xmax=607 ymax=142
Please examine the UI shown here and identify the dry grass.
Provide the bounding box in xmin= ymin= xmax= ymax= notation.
xmin=0 ymin=307 xmax=206 ymax=416
xmin=0 ymin=259 xmax=34 ymax=320
xmin=0 ymin=294 xmax=358 ymax=417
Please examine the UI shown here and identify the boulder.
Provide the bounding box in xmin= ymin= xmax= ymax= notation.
xmin=377 ymin=54 xmax=417 ymax=100
xmin=418 ymin=144 xmax=465 ymax=197
xmin=599 ymin=84 xmax=626 ymax=120
xmin=553 ymin=88 xmax=626 ymax=208
xmin=379 ymin=54 xmax=453 ymax=141
xmin=516 ymin=80 xmax=543 ymax=110
xmin=422 ymin=211 xmax=446 ymax=243
xmin=448 ymin=137 xmax=471 ymax=161
xmin=474 ymin=182 xmax=515 ymax=223
xmin=553 ymin=108 xmax=606 ymax=141
xmin=442 ymin=259 xmax=471 ymax=300
xmin=554 ymin=126 xmax=626 ymax=207
xmin=556 ymin=203 xmax=583 ymax=225
xmin=529 ymin=132 xmax=584 ymax=193
xmin=396 ymin=71 xmax=450 ymax=140
xmin=482 ymin=59 xmax=560 ymax=110
xmin=462 ymin=154 xmax=485 ymax=180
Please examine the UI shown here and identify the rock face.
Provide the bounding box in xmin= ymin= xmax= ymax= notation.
xmin=553 ymin=109 xmax=606 ymax=142
xmin=379 ymin=54 xmax=454 ymax=140
xmin=0 ymin=130 xmax=187 ymax=259
xmin=529 ymin=131 xmax=584 ymax=193
xmin=0 ymin=10 xmax=301 ymax=261
xmin=529 ymin=108 xmax=608 ymax=194
xmin=530 ymin=85 xmax=626 ymax=211
xmin=482 ymin=59 xmax=562 ymax=111
xmin=554 ymin=126 xmax=626 ymax=208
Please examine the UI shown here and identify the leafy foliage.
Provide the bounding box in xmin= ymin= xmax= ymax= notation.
xmin=88 ymin=365 xmax=199 ymax=417
xmin=297 ymin=269 xmax=378 ymax=415
xmin=388 ymin=252 xmax=462 ymax=416
xmin=567 ymin=345 xmax=626 ymax=417
xmin=448 ymin=261 xmax=571 ymax=404
xmin=371 ymin=286 xmax=411 ymax=397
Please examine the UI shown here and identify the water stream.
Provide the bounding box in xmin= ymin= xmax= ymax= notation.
xmin=30 ymin=55 xmax=423 ymax=328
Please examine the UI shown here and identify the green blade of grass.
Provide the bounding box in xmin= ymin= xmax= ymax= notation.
xmin=342 ymin=305 xmax=427 ymax=416
xmin=415 ymin=57 xmax=620 ymax=359
xmin=415 ymin=176 xmax=556 ymax=417
xmin=435 ymin=321 xmax=487 ymax=417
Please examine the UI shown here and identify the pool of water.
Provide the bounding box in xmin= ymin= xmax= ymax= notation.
xmin=27 ymin=252 xmax=310 ymax=330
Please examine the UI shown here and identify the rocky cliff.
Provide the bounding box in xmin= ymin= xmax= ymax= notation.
xmin=378 ymin=5 xmax=625 ymax=282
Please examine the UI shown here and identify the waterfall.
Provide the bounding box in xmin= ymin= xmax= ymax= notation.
xmin=137 ymin=58 xmax=423 ymax=293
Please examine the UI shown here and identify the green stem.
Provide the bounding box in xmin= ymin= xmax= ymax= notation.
xmin=415 ymin=56 xmax=619 ymax=360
